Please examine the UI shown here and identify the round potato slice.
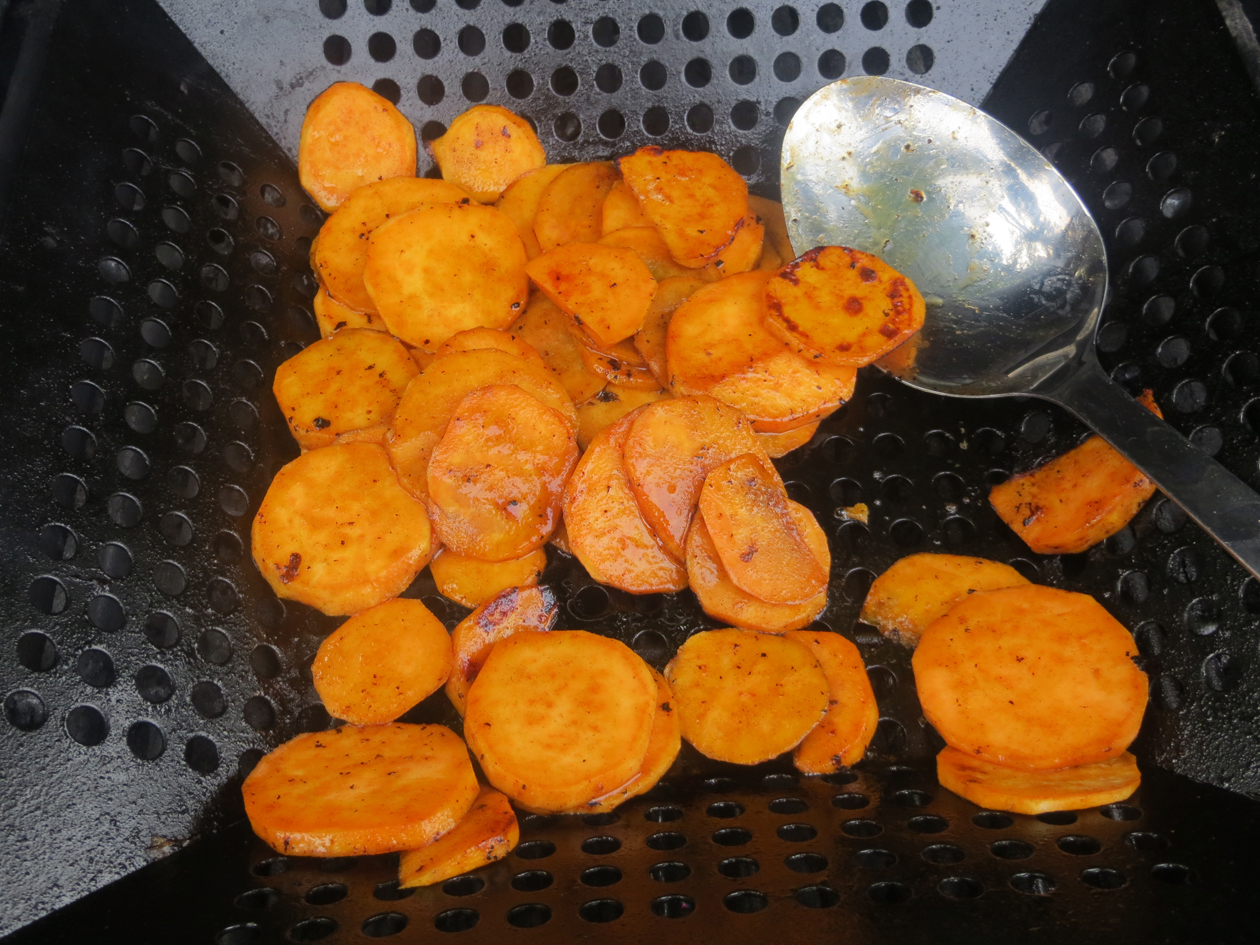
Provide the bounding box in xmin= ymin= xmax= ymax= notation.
xmin=435 ymin=327 xmax=547 ymax=367
xmin=635 ymin=275 xmax=708 ymax=387
xmin=665 ymin=628 xmax=829 ymax=764
xmin=465 ymin=630 xmax=657 ymax=812
xmin=429 ymin=546 xmax=547 ymax=609
xmin=598 ymin=226 xmax=705 ymax=282
xmin=758 ymin=420 xmax=820 ymax=458
xmin=429 ymin=104 xmax=546 ymax=203
xmin=252 ymin=442 xmax=434 ymax=615
xmin=313 ymin=286 xmax=380 ymax=338
xmin=913 ymin=585 xmax=1149 ymax=770
xmin=312 ymin=598 xmax=453 ymax=725
xmin=576 ymin=387 xmax=670 ymax=451
xmin=427 ymin=385 xmax=578 ymax=561
xmin=695 ymin=214 xmax=765 ymax=279
xmin=496 ymin=164 xmax=572 ymax=259
xmin=508 ymin=294 xmax=606 ymax=406
xmin=786 ymin=629 xmax=879 ymax=775
xmin=526 ymin=242 xmax=657 ymax=348
xmin=936 ymin=746 xmax=1141 ymax=815
xmin=364 ymin=203 xmax=529 ymax=350
xmin=748 ymin=195 xmax=792 ymax=268
xmin=601 ymin=179 xmax=652 ymax=234
xmin=573 ymin=330 xmax=662 ymax=390
xmin=534 ymin=161 xmax=619 ymax=252
xmin=243 ymin=723 xmax=477 ymax=856
xmin=398 ymin=787 xmax=519 ymax=888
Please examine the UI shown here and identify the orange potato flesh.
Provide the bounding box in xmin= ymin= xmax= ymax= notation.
xmin=399 ymin=787 xmax=519 ymax=887
xmin=312 ymin=598 xmax=453 ymax=726
xmin=686 ymin=502 xmax=827 ymax=632
xmin=664 ymin=628 xmax=829 ymax=764
xmin=496 ymin=164 xmax=572 ymax=259
xmin=408 ymin=346 xmax=436 ymax=371
xmin=313 ymin=286 xmax=381 ymax=338
xmin=786 ymin=630 xmax=879 ymax=775
xmin=534 ymin=162 xmax=620 ymax=252
xmin=758 ymin=420 xmax=820 ymax=458
xmin=913 ymin=585 xmax=1149 ymax=770
xmin=574 ymin=331 xmax=662 ymax=391
xmin=429 ymin=546 xmax=547 ymax=609
xmin=710 ymin=353 xmax=856 ymax=434
xmin=764 ymin=246 xmax=926 ymax=367
xmin=273 ymin=328 xmax=419 ymax=451
xmin=298 ymin=82 xmax=417 ymax=213
xmin=465 ymin=630 xmax=657 ymax=812
xmin=622 ymin=395 xmax=773 ymax=562
xmin=435 ymin=327 xmax=547 ymax=368
xmin=314 ymin=177 xmax=472 ymax=314
xmin=363 ymin=203 xmax=529 ymax=350
xmin=619 ymin=147 xmax=749 ymax=267
xmin=576 ymin=387 xmax=670 ymax=451
xmin=749 ymin=195 xmax=793 ymax=271
xmin=549 ymin=521 xmax=572 ymax=555
xmin=635 ymin=275 xmax=707 ymax=387
xmin=861 ymin=553 xmax=1031 ymax=648
xmin=252 ymin=442 xmax=434 ymax=615
xmin=428 ymin=104 xmax=546 ymax=203
xmin=526 ymin=242 xmax=657 ymax=348
xmin=427 ymin=385 xmax=578 ymax=561
xmin=601 ymin=179 xmax=653 ymax=234
xmin=508 ymin=294 xmax=606 ymax=406
xmin=243 ymin=723 xmax=478 ymax=856
xmin=695 ymin=214 xmax=764 ymax=279
xmin=990 ymin=390 xmax=1162 ymax=554
xmin=937 ymin=746 xmax=1141 ymax=815
xmin=563 ymin=409 xmax=688 ymax=594
xmin=598 ymin=226 xmax=705 ymax=282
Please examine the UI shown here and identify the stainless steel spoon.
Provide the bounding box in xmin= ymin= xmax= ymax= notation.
xmin=782 ymin=75 xmax=1260 ymax=579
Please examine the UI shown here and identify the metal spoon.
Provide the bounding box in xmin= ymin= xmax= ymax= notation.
xmin=782 ymin=75 xmax=1260 ymax=579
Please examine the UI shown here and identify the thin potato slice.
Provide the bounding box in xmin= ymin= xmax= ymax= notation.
xmin=748 ymin=195 xmax=792 ymax=270
xmin=759 ymin=421 xmax=819 ymax=458
xmin=665 ymin=628 xmax=829 ymax=764
xmin=312 ymin=598 xmax=453 ymax=725
xmin=549 ymin=522 xmax=572 ymax=555
xmin=786 ymin=630 xmax=879 ymax=775
xmin=508 ymin=294 xmax=606 ymax=405
xmin=465 ymin=630 xmax=657 ymax=812
xmin=914 ymin=585 xmax=1149 ymax=770
xmin=576 ymin=387 xmax=670 ymax=451
xmin=598 ymin=226 xmax=703 ymax=281
xmin=575 ymin=336 xmax=662 ymax=390
xmin=635 ymin=276 xmax=707 ymax=387
xmin=937 ymin=746 xmax=1141 ymax=815
xmin=273 ymin=328 xmax=419 ymax=450
xmin=399 ymin=788 xmax=519 ymax=887
xmin=765 ymin=246 xmax=926 ymax=367
xmin=534 ymin=162 xmax=620 ymax=252
xmin=429 ymin=105 xmax=546 ymax=203
xmin=696 ymin=214 xmax=764 ymax=279
xmin=243 ymin=723 xmax=477 ymax=856
xmin=699 ymin=454 xmax=827 ymax=604
xmin=427 ymin=385 xmax=578 ymax=561
xmin=446 ymin=585 xmax=559 ymax=716
xmin=526 ymin=242 xmax=657 ymax=348
xmin=496 ymin=164 xmax=572 ymax=259
xmin=563 ymin=409 xmax=688 ymax=594
xmin=601 ymin=179 xmax=653 ymax=234
xmin=435 ymin=327 xmax=547 ymax=367
xmin=313 ymin=286 xmax=380 ymax=338
xmin=364 ymin=203 xmax=528 ymax=349
xmin=710 ymin=354 xmax=856 ymax=434
xmin=861 ymin=553 xmax=1031 ymax=648
xmin=299 ymin=82 xmax=417 ymax=213
xmin=619 ymin=147 xmax=748 ymax=267
xmin=252 ymin=442 xmax=434 ymax=615
xmin=430 ymin=546 xmax=547 ymax=609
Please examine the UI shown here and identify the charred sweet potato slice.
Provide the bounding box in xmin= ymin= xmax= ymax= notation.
xmin=313 ymin=287 xmax=381 ymax=338
xmin=749 ymin=195 xmax=793 ymax=271
xmin=243 ymin=723 xmax=478 ymax=856
xmin=786 ymin=630 xmax=879 ymax=775
xmin=428 ymin=104 xmax=547 ymax=203
xmin=913 ymin=585 xmax=1149 ymax=770
xmin=600 ymin=179 xmax=653 ymax=234
xmin=298 ymin=81 xmax=417 ymax=213
xmin=534 ymin=162 xmax=620 ymax=252
xmin=598 ymin=226 xmax=702 ymax=281
xmin=635 ymin=275 xmax=707 ymax=387
xmin=434 ymin=327 xmax=547 ymax=367
xmin=429 ymin=546 xmax=547 ymax=609
xmin=936 ymin=746 xmax=1141 ymax=815
xmin=496 ymin=164 xmax=571 ymax=259
xmin=764 ymin=246 xmax=926 ymax=367
xmin=508 ymin=295 xmax=606 ymax=405
xmin=695 ymin=214 xmax=764 ymax=279
xmin=526 ymin=242 xmax=657 ymax=348
xmin=576 ymin=387 xmax=670 ymax=451
xmin=398 ymin=787 xmax=519 ymax=887
xmin=758 ymin=421 xmax=820 ymax=458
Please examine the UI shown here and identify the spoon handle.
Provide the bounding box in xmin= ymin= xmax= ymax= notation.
xmin=1044 ymin=362 xmax=1260 ymax=580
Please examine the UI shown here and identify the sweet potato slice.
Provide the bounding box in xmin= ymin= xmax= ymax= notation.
xmin=576 ymin=387 xmax=670 ymax=450
xmin=273 ymin=328 xmax=419 ymax=451
xmin=363 ymin=203 xmax=528 ymax=349
xmin=435 ymin=327 xmax=547 ymax=367
xmin=429 ymin=104 xmax=547 ymax=203
xmin=619 ymin=147 xmax=748 ymax=267
xmin=990 ymin=390 xmax=1162 ymax=554
xmin=664 ymin=628 xmax=829 ymax=764
xmin=786 ymin=630 xmax=879 ymax=775
xmin=861 ymin=553 xmax=1031 ymax=648
xmin=398 ymin=787 xmax=519 ymax=887
xmin=563 ymin=409 xmax=688 ymax=594
xmin=572 ymin=327 xmax=662 ymax=391
xmin=496 ymin=164 xmax=572 ymax=259
xmin=252 ymin=442 xmax=434 ymax=615
xmin=427 ymin=385 xmax=578 ymax=561
xmin=465 ymin=630 xmax=657 ymax=812
xmin=710 ymin=354 xmax=856 ymax=434
xmin=446 ymin=585 xmax=559 ymax=716
xmin=913 ymin=585 xmax=1149 ymax=770
xmin=695 ymin=214 xmax=764 ymax=279
xmin=430 ymin=546 xmax=547 ymax=609
xmin=244 ymin=723 xmax=477 ymax=856
xmin=601 ymin=179 xmax=653 ymax=234
xmin=598 ymin=226 xmax=702 ymax=281
xmin=749 ymin=196 xmax=792 ymax=270
xmin=937 ymin=746 xmax=1141 ymax=815
xmin=622 ymin=395 xmax=773 ymax=561
xmin=635 ymin=275 xmax=707 ymax=387
xmin=765 ymin=246 xmax=926 ymax=367
xmin=534 ymin=162 xmax=620 ymax=252
xmin=313 ymin=287 xmax=381 ymax=337
xmin=312 ymin=598 xmax=453 ymax=725
xmin=299 ymin=82 xmax=417 ymax=213
xmin=759 ymin=421 xmax=820 ymax=458
xmin=508 ymin=294 xmax=606 ymax=405
xmin=526 ymin=242 xmax=657 ymax=348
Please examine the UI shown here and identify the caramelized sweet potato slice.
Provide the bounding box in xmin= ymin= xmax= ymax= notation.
xmin=572 ymin=326 xmax=662 ymax=391
xmin=695 ymin=214 xmax=764 ymax=279
xmin=936 ymin=746 xmax=1141 ymax=815
xmin=508 ymin=295 xmax=606 ymax=405
xmin=526 ymin=242 xmax=657 ymax=348
xmin=786 ymin=630 xmax=879 ymax=775
xmin=601 ymin=179 xmax=653 ymax=234
xmin=635 ymin=275 xmax=707 ymax=387
xmin=861 ymin=553 xmax=1031 ymax=648
xmin=399 ymin=787 xmax=519 ymax=887
xmin=252 ymin=442 xmax=434 ymax=615
xmin=299 ymin=82 xmax=417 ymax=213
xmin=534 ymin=162 xmax=620 ymax=252
xmin=913 ymin=585 xmax=1149 ymax=770
xmin=758 ymin=420 xmax=820 ymax=458
xmin=576 ymin=387 xmax=670 ymax=451
xmin=597 ymin=226 xmax=702 ymax=281
xmin=312 ymin=598 xmax=453 ymax=725
xmin=430 ymin=546 xmax=547 ymax=609
xmin=748 ymin=196 xmax=792 ymax=269
xmin=435 ymin=327 xmax=547 ymax=367
xmin=427 ymin=385 xmax=578 ymax=561
xmin=429 ymin=104 xmax=547 ymax=203
xmin=313 ymin=287 xmax=381 ymax=337
xmin=243 ymin=723 xmax=478 ymax=856
xmin=764 ymin=245 xmax=926 ymax=367
xmin=619 ymin=147 xmax=748 ymax=267
xmin=709 ymin=354 xmax=856 ymax=434
xmin=465 ymin=630 xmax=657 ymax=812
xmin=496 ymin=164 xmax=572 ymax=259
xmin=563 ymin=409 xmax=688 ymax=594
xmin=664 ymin=628 xmax=829 ymax=764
